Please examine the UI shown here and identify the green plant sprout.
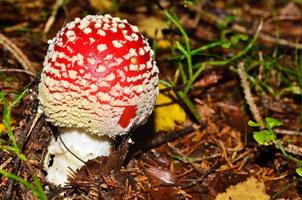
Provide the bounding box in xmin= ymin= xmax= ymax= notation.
xmin=161 ymin=8 xmax=262 ymax=123
xmin=248 ymin=117 xmax=302 ymax=177
xmin=0 ymin=89 xmax=47 ymax=199
xmin=0 ymin=89 xmax=28 ymax=160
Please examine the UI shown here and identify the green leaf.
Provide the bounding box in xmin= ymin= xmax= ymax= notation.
xmin=230 ymin=34 xmax=249 ymax=45
xmin=221 ymin=40 xmax=231 ymax=49
xmin=177 ymin=91 xmax=201 ymax=123
xmin=248 ymin=120 xmax=260 ymax=127
xmin=217 ymin=15 xmax=234 ymax=29
xmin=265 ymin=117 xmax=283 ymax=129
xmin=253 ymin=130 xmax=276 ymax=145
xmin=12 ymin=88 xmax=28 ymax=107
xmin=176 ymin=41 xmax=187 ymax=55
xmin=225 ymin=15 xmax=235 ymax=24
xmin=18 ymin=153 xmax=27 ymax=161
xmin=296 ymin=167 xmax=302 ymax=177
xmin=33 ymin=175 xmax=48 ymax=200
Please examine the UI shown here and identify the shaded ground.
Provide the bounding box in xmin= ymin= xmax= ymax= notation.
xmin=1 ymin=0 xmax=302 ymax=199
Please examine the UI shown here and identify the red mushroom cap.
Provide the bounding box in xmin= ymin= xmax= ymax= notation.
xmin=38 ymin=15 xmax=159 ymax=137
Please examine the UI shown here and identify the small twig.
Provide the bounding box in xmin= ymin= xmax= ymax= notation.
xmin=232 ymin=24 xmax=302 ymax=49
xmin=44 ymin=0 xmax=65 ymax=34
xmin=181 ymin=160 xmax=220 ymax=189
xmin=257 ymin=51 xmax=264 ymax=81
xmin=217 ymin=139 xmax=234 ymax=168
xmin=237 ymin=62 xmax=264 ymax=128
xmin=0 ymin=33 xmax=35 ymax=76
xmin=4 ymin=156 xmax=20 ymax=200
xmin=268 ymin=15 xmax=302 ymax=22
xmin=0 ymin=68 xmax=35 ymax=77
xmin=187 ymin=5 xmax=302 ymax=49
xmin=26 ymin=112 xmax=42 ymax=139
xmin=274 ymin=128 xmax=302 ymax=136
xmin=0 ymin=157 xmax=12 ymax=170
xmin=242 ymin=3 xmax=271 ymax=17
xmin=192 ymin=0 xmax=204 ymax=27
xmin=282 ymin=143 xmax=302 ymax=157
xmin=167 ymin=143 xmax=203 ymax=174
xmin=143 ymin=125 xmax=197 ymax=150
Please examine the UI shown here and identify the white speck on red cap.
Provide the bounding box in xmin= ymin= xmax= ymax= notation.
xmin=38 ymin=14 xmax=159 ymax=137
xmin=97 ymin=44 xmax=107 ymax=52
xmin=96 ymin=65 xmax=106 ymax=73
xmin=112 ymin=40 xmax=123 ymax=48
xmin=104 ymin=54 xmax=113 ymax=60
xmin=83 ymin=27 xmax=92 ymax=34
xmin=97 ymin=29 xmax=106 ymax=36
xmin=94 ymin=23 xmax=102 ymax=28
xmin=131 ymin=33 xmax=139 ymax=41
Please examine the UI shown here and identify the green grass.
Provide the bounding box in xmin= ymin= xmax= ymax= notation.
xmin=161 ymin=8 xmax=262 ymax=123
xmin=0 ymin=169 xmax=47 ymax=200
xmin=0 ymin=89 xmax=28 ymax=160
xmin=0 ymin=89 xmax=47 ymax=199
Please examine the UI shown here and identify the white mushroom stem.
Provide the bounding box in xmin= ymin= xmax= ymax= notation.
xmin=43 ymin=128 xmax=112 ymax=186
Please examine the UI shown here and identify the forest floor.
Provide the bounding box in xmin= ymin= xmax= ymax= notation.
xmin=1 ymin=0 xmax=302 ymax=199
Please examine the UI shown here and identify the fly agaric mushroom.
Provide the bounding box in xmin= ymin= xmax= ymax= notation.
xmin=38 ymin=14 xmax=159 ymax=185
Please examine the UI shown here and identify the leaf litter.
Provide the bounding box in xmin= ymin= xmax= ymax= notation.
xmin=1 ymin=0 xmax=302 ymax=199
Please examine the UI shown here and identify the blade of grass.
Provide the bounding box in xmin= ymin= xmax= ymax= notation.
xmin=200 ymin=20 xmax=263 ymax=68
xmin=0 ymin=169 xmax=47 ymax=200
xmin=163 ymin=10 xmax=193 ymax=81
xmin=184 ymin=63 xmax=206 ymax=93
xmin=169 ymin=35 xmax=187 ymax=85
xmin=0 ymin=90 xmax=28 ymax=161
xmin=33 ymin=175 xmax=48 ymax=200
xmin=177 ymin=90 xmax=202 ymax=123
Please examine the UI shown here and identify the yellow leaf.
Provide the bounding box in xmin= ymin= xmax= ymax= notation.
xmin=0 ymin=118 xmax=16 ymax=132
xmin=0 ymin=123 xmax=6 ymax=132
xmin=157 ymin=40 xmax=172 ymax=49
xmin=137 ymin=15 xmax=171 ymax=49
xmin=138 ymin=16 xmax=168 ymax=39
xmin=154 ymin=84 xmax=186 ymax=132
xmin=215 ymin=177 xmax=269 ymax=200
xmin=89 ymin=0 xmax=113 ymax=11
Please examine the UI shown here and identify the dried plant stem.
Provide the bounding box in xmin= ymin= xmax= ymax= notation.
xmin=237 ymin=62 xmax=264 ymax=127
xmin=0 ymin=33 xmax=34 ymax=75
xmin=283 ymin=143 xmax=302 ymax=157
xmin=0 ymin=157 xmax=12 ymax=170
xmin=0 ymin=68 xmax=35 ymax=77
xmin=232 ymin=24 xmax=302 ymax=49
xmin=274 ymin=128 xmax=302 ymax=136
xmin=187 ymin=5 xmax=302 ymax=49
xmin=26 ymin=112 xmax=42 ymax=139
xmin=44 ymin=0 xmax=65 ymax=34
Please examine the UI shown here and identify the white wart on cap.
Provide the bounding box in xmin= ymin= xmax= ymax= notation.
xmin=38 ymin=14 xmax=159 ymax=137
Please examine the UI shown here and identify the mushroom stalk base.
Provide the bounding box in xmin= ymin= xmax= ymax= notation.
xmin=44 ymin=128 xmax=112 ymax=186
